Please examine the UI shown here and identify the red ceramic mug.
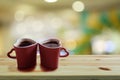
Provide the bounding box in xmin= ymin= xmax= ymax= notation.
xmin=7 ymin=38 xmax=37 ymax=70
xmin=39 ymin=39 xmax=69 ymax=70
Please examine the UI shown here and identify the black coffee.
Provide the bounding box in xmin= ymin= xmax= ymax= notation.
xmin=43 ymin=41 xmax=59 ymax=47
xmin=19 ymin=41 xmax=33 ymax=47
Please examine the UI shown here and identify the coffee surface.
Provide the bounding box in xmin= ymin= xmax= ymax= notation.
xmin=43 ymin=41 xmax=59 ymax=47
xmin=19 ymin=41 xmax=33 ymax=47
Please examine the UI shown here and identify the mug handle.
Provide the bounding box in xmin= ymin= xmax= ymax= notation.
xmin=7 ymin=48 xmax=16 ymax=59
xmin=60 ymin=47 xmax=69 ymax=57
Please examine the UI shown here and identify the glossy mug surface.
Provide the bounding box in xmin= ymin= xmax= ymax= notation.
xmin=39 ymin=39 xmax=69 ymax=70
xmin=7 ymin=38 xmax=37 ymax=70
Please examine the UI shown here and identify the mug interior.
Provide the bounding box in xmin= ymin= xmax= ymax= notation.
xmin=42 ymin=39 xmax=60 ymax=48
xmin=14 ymin=38 xmax=36 ymax=47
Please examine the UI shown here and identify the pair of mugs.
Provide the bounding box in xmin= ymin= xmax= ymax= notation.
xmin=7 ymin=38 xmax=69 ymax=70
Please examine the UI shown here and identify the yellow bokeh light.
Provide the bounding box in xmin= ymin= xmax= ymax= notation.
xmin=64 ymin=40 xmax=77 ymax=50
xmin=72 ymin=1 xmax=85 ymax=12
xmin=44 ymin=0 xmax=58 ymax=3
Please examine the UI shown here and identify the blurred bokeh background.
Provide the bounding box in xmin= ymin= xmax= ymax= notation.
xmin=0 ymin=0 xmax=120 ymax=57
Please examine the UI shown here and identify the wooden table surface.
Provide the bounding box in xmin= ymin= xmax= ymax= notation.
xmin=1 ymin=55 xmax=120 ymax=80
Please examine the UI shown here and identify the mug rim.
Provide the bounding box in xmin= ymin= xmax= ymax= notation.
xmin=40 ymin=38 xmax=62 ymax=49
xmin=13 ymin=38 xmax=37 ymax=48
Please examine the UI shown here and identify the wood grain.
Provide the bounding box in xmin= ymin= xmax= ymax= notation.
xmin=1 ymin=55 xmax=120 ymax=79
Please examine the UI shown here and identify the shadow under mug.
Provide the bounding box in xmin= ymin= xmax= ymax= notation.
xmin=7 ymin=38 xmax=37 ymax=70
xmin=39 ymin=39 xmax=69 ymax=70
